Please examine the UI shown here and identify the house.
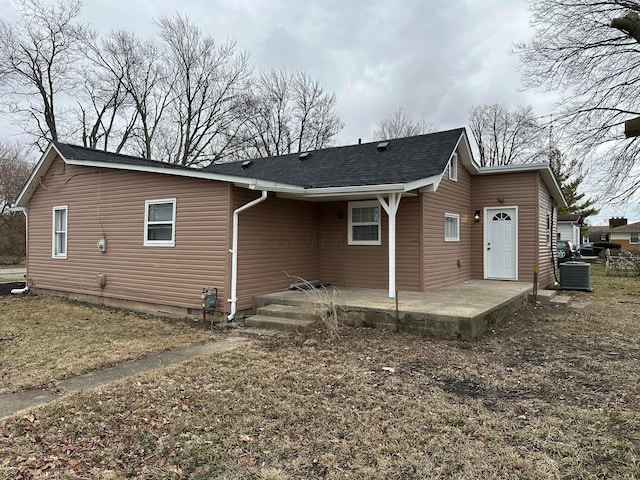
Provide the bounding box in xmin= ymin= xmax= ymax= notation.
xmin=583 ymin=225 xmax=609 ymax=244
xmin=583 ymin=217 xmax=630 ymax=244
xmin=609 ymin=221 xmax=640 ymax=250
xmin=557 ymin=213 xmax=582 ymax=246
xmin=13 ymin=128 xmax=566 ymax=319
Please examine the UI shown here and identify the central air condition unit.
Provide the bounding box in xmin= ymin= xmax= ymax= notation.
xmin=560 ymin=261 xmax=593 ymax=291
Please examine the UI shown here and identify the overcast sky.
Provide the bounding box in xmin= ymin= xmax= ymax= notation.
xmin=2 ymin=0 xmax=637 ymax=224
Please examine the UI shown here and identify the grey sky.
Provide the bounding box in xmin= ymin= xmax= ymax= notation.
xmin=70 ymin=0 xmax=554 ymax=144
xmin=1 ymin=0 xmax=636 ymax=224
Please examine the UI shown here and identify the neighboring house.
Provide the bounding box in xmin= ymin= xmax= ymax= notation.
xmin=583 ymin=218 xmax=631 ymax=244
xmin=583 ymin=226 xmax=609 ymax=244
xmin=13 ymin=128 xmax=566 ymax=318
xmin=558 ymin=213 xmax=582 ymax=246
xmin=609 ymin=221 xmax=640 ymax=251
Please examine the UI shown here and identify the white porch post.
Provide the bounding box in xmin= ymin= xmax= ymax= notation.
xmin=377 ymin=193 xmax=402 ymax=298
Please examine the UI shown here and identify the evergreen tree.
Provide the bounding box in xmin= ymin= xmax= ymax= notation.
xmin=549 ymin=148 xmax=599 ymax=220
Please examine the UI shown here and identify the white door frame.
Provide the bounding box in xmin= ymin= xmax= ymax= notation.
xmin=483 ymin=206 xmax=518 ymax=280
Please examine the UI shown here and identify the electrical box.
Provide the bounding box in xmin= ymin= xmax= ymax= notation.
xmin=97 ymin=239 xmax=106 ymax=253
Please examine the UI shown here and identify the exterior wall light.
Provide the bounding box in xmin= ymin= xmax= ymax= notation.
xmin=474 ymin=210 xmax=481 ymax=222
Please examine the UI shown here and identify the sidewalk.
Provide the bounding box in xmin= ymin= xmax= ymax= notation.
xmin=0 ymin=336 xmax=251 ymax=419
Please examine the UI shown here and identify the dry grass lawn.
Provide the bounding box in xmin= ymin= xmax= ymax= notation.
xmin=0 ymin=266 xmax=639 ymax=479
xmin=0 ymin=296 xmax=218 ymax=394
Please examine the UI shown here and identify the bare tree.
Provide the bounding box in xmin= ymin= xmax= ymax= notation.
xmin=468 ymin=104 xmax=545 ymax=167
xmin=0 ymin=0 xmax=87 ymax=149
xmin=0 ymin=142 xmax=31 ymax=262
xmin=156 ymin=14 xmax=251 ymax=166
xmin=84 ymin=30 xmax=172 ymax=158
xmin=373 ymin=107 xmax=436 ymax=140
xmin=517 ymin=0 xmax=640 ymax=200
xmin=0 ymin=143 xmax=30 ymax=216
xmin=238 ymin=69 xmax=343 ymax=158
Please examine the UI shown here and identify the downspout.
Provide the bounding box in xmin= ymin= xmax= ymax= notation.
xmin=377 ymin=193 xmax=402 ymax=299
xmin=9 ymin=206 xmax=29 ymax=295
xmin=227 ymin=190 xmax=268 ymax=321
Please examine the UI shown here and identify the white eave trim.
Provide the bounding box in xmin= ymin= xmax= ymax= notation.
xmin=62 ymin=158 xmax=301 ymax=192
xmin=15 ymin=141 xmax=450 ymax=207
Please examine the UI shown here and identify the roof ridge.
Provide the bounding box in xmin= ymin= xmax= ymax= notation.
xmin=213 ymin=127 xmax=467 ymax=166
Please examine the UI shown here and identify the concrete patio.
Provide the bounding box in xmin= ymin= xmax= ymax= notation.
xmin=254 ymin=279 xmax=538 ymax=340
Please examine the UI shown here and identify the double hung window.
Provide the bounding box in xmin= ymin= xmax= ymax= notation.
xmin=144 ymin=199 xmax=176 ymax=246
xmin=52 ymin=206 xmax=68 ymax=258
xmin=348 ymin=201 xmax=381 ymax=245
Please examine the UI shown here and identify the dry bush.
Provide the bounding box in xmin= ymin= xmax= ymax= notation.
xmin=287 ymin=275 xmax=340 ymax=339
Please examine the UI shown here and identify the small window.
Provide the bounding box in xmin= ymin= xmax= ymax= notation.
xmin=144 ymin=199 xmax=176 ymax=246
xmin=631 ymin=233 xmax=639 ymax=244
xmin=449 ymin=153 xmax=458 ymax=181
xmin=348 ymin=200 xmax=381 ymax=245
xmin=444 ymin=213 xmax=460 ymax=242
xmin=52 ymin=205 xmax=68 ymax=258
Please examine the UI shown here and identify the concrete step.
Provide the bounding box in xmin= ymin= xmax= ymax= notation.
xmin=244 ymin=315 xmax=315 ymax=332
xmin=529 ymin=289 xmax=572 ymax=306
xmin=257 ymin=303 xmax=323 ymax=322
xmin=529 ymin=289 xmax=557 ymax=305
xmin=550 ymin=294 xmax=571 ymax=306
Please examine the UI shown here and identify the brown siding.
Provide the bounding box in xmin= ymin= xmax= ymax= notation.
xmin=421 ymin=157 xmax=473 ymax=290
xmin=27 ymin=156 xmax=230 ymax=310
xmin=234 ymin=190 xmax=319 ymax=311
xmin=537 ymin=177 xmax=556 ymax=288
xmin=471 ymin=172 xmax=540 ymax=283
xmin=318 ymin=196 xmax=421 ymax=291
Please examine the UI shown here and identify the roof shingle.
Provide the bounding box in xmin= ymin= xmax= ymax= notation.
xmin=205 ymin=128 xmax=465 ymax=188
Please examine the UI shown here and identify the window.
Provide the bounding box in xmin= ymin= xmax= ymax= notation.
xmin=144 ymin=199 xmax=176 ymax=246
xmin=444 ymin=213 xmax=460 ymax=241
xmin=449 ymin=153 xmax=458 ymax=181
xmin=52 ymin=206 xmax=68 ymax=258
xmin=631 ymin=233 xmax=639 ymax=244
xmin=348 ymin=201 xmax=381 ymax=245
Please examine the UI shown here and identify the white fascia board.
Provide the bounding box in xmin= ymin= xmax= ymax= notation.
xmin=405 ymin=174 xmax=442 ymax=193
xmin=292 ymin=176 xmax=441 ymax=199
xmin=454 ymin=131 xmax=481 ymax=174
xmin=60 ymin=158 xmax=302 ymax=192
xmin=13 ymin=142 xmax=59 ymax=208
xmin=296 ymin=183 xmax=407 ymax=199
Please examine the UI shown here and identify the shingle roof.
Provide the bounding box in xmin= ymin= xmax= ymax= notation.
xmin=52 ymin=142 xmax=194 ymax=172
xmin=558 ymin=214 xmax=582 ymax=223
xmin=204 ymin=128 xmax=465 ymax=188
xmin=609 ymin=221 xmax=640 ymax=232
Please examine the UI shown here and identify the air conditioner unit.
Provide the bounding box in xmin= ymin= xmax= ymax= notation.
xmin=560 ymin=262 xmax=593 ymax=291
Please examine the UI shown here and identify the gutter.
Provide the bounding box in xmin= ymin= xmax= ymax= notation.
xmin=227 ymin=190 xmax=268 ymax=321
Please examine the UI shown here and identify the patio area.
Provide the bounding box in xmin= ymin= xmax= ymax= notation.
xmin=254 ymin=279 xmax=536 ymax=340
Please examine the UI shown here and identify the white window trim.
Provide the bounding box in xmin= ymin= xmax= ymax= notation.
xmin=348 ymin=200 xmax=381 ymax=246
xmin=449 ymin=153 xmax=458 ymax=181
xmin=144 ymin=198 xmax=176 ymax=247
xmin=52 ymin=205 xmax=68 ymax=259
xmin=444 ymin=213 xmax=460 ymax=242
xmin=631 ymin=233 xmax=639 ymax=244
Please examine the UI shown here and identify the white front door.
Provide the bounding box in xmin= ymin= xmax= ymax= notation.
xmin=485 ymin=207 xmax=517 ymax=280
